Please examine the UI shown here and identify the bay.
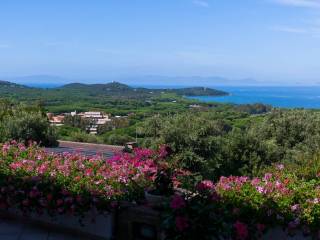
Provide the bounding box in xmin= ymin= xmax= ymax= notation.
xmin=187 ymin=86 xmax=320 ymax=109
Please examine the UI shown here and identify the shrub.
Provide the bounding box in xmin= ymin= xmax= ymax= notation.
xmin=103 ymin=134 xmax=134 ymax=145
xmin=142 ymin=110 xmax=320 ymax=180
xmin=70 ymin=131 xmax=100 ymax=143
xmin=1 ymin=110 xmax=58 ymax=147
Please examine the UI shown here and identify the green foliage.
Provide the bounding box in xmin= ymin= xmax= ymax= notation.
xmin=64 ymin=115 xmax=92 ymax=131
xmin=97 ymin=117 xmax=130 ymax=135
xmin=250 ymin=109 xmax=320 ymax=163
xmin=103 ymin=133 xmax=134 ymax=145
xmin=0 ymin=100 xmax=58 ymax=146
xmin=141 ymin=109 xmax=320 ymax=180
xmin=235 ymin=103 xmax=271 ymax=114
xmin=70 ymin=131 xmax=100 ymax=143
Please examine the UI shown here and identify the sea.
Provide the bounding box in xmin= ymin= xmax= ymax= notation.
xmin=187 ymin=86 xmax=320 ymax=109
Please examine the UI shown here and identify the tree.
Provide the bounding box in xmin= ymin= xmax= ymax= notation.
xmin=2 ymin=109 xmax=58 ymax=146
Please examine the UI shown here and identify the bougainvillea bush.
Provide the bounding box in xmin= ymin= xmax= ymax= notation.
xmin=164 ymin=164 xmax=320 ymax=240
xmin=0 ymin=141 xmax=161 ymax=218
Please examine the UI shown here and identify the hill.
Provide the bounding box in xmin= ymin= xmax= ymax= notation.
xmin=0 ymin=80 xmax=228 ymax=113
xmin=60 ymin=81 xmax=228 ymax=97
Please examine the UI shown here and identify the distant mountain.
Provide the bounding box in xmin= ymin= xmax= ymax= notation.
xmin=0 ymin=80 xmax=29 ymax=89
xmin=0 ymin=80 xmax=22 ymax=86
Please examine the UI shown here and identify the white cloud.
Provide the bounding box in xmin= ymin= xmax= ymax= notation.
xmin=271 ymin=26 xmax=308 ymax=33
xmin=193 ymin=0 xmax=209 ymax=8
xmin=270 ymin=20 xmax=320 ymax=37
xmin=273 ymin=0 xmax=320 ymax=8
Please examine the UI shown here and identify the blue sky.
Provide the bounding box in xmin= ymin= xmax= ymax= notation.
xmin=0 ymin=0 xmax=320 ymax=85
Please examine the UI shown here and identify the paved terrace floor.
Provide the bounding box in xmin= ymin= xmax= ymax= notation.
xmin=45 ymin=140 xmax=124 ymax=158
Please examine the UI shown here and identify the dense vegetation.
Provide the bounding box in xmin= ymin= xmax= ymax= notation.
xmin=0 ymin=80 xmax=229 ymax=145
xmin=0 ymin=80 xmax=227 ymax=114
xmin=140 ymin=109 xmax=320 ymax=180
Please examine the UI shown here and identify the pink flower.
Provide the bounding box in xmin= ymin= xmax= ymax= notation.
xmin=196 ymin=180 xmax=214 ymax=192
xmin=263 ymin=173 xmax=272 ymax=181
xmin=291 ymin=204 xmax=300 ymax=212
xmin=256 ymin=186 xmax=265 ymax=194
xmin=175 ymin=216 xmax=189 ymax=232
xmin=234 ymin=221 xmax=248 ymax=240
xmin=85 ymin=168 xmax=94 ymax=177
xmin=276 ymin=164 xmax=284 ymax=170
xmin=170 ymin=195 xmax=186 ymax=209
xmin=251 ymin=178 xmax=261 ymax=186
xmin=158 ymin=145 xmax=171 ymax=158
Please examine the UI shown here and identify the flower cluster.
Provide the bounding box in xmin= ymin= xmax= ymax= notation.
xmin=164 ymin=165 xmax=320 ymax=240
xmin=0 ymin=142 xmax=160 ymax=217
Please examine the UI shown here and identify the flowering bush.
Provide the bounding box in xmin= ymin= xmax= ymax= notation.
xmin=0 ymin=141 xmax=160 ymax=218
xmin=163 ymin=164 xmax=320 ymax=239
xmin=3 ymin=141 xmax=320 ymax=239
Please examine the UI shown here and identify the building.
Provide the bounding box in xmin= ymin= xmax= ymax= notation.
xmin=47 ymin=111 xmax=112 ymax=134
xmin=48 ymin=114 xmax=65 ymax=126
xmin=82 ymin=112 xmax=111 ymax=134
xmin=84 ymin=112 xmax=105 ymax=119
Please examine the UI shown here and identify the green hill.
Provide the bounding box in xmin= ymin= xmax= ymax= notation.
xmin=0 ymin=80 xmax=228 ymax=113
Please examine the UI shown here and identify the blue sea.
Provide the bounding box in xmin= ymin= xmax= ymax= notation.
xmin=187 ymin=86 xmax=320 ymax=109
